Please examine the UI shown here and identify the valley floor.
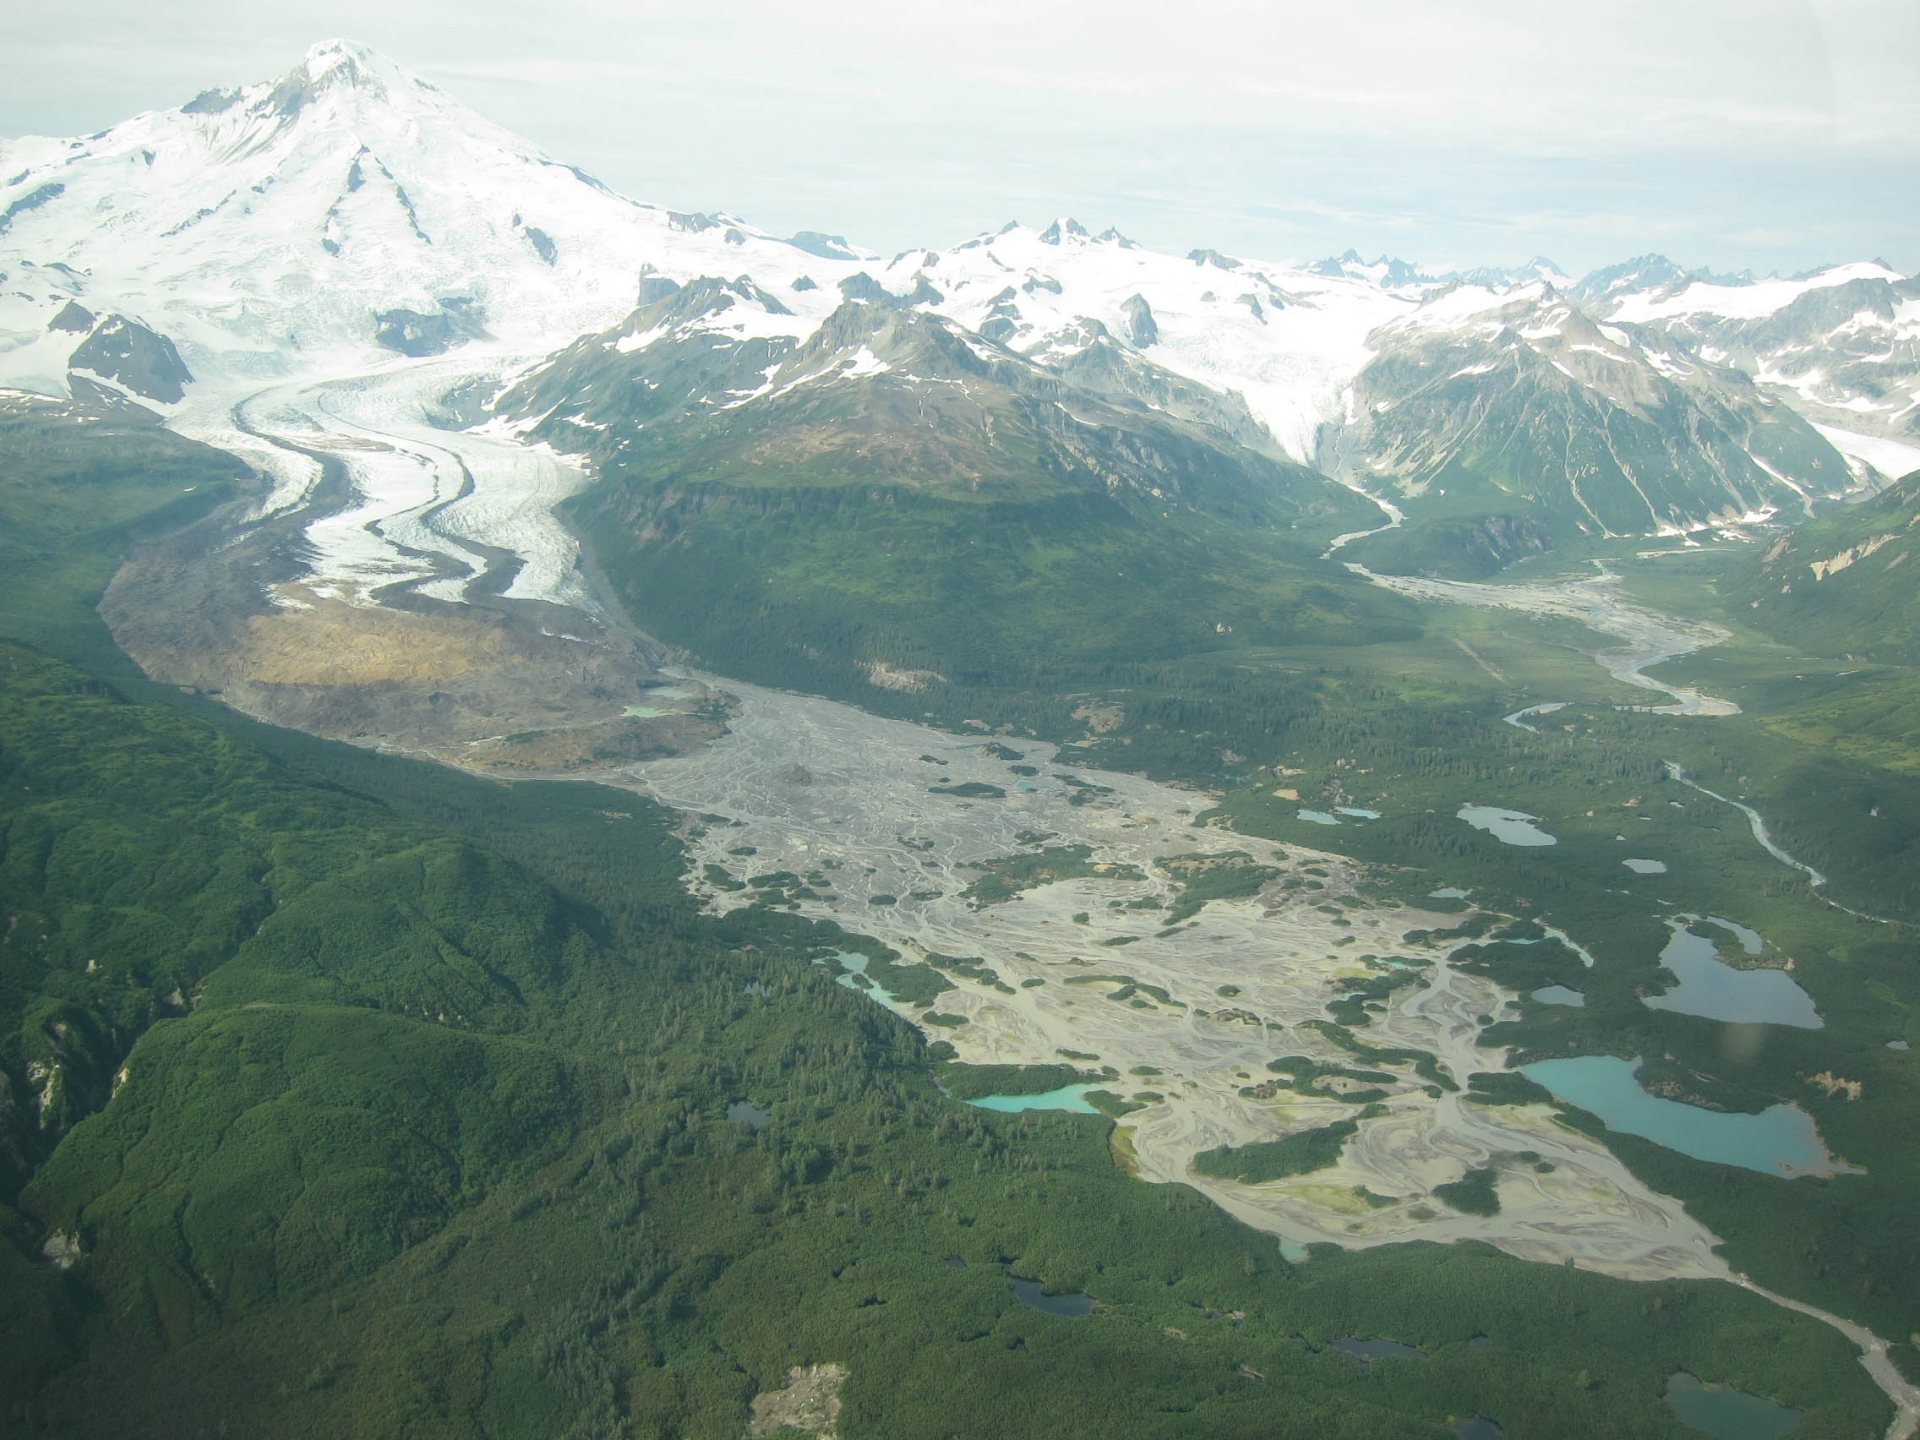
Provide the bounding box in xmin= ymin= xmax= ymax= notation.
xmin=620 ymin=670 xmax=1735 ymax=1283
xmin=37 ymin=359 xmax=1919 ymax=1436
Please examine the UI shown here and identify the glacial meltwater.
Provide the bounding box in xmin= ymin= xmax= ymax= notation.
xmin=1457 ymin=805 xmax=1557 ymax=846
xmin=1519 ymin=1057 xmax=1845 ymax=1176
xmin=1642 ymin=920 xmax=1821 ymax=1029
xmin=1664 ymin=1371 xmax=1802 ymax=1439
xmin=968 ymin=1084 xmax=1102 ymax=1114
xmin=831 ymin=952 xmax=900 ymax=1007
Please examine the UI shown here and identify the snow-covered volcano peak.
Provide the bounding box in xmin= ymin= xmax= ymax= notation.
xmin=246 ymin=38 xmax=447 ymax=125
xmin=0 ymin=40 xmax=883 ymax=399
xmin=299 ymin=36 xmax=409 ymax=85
xmin=176 ymin=36 xmax=455 ymax=147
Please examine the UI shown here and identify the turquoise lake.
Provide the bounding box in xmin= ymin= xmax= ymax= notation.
xmin=968 ymin=1084 xmax=1101 ymax=1114
xmin=831 ymin=952 xmax=899 ymax=1006
xmin=1519 ymin=1056 xmax=1844 ymax=1176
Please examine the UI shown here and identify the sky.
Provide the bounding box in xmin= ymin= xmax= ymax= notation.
xmin=3 ymin=0 xmax=1915 ymax=278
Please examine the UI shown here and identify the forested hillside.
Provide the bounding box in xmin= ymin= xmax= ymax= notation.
xmin=0 ymin=397 xmax=1888 ymax=1438
xmin=1726 ymin=471 xmax=1920 ymax=664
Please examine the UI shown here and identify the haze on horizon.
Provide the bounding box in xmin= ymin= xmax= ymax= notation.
xmin=2 ymin=0 xmax=1915 ymax=279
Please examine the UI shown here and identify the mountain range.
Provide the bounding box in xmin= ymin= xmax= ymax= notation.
xmin=1 ymin=36 xmax=1914 ymax=583
xmin=5 ymin=40 xmax=1920 ymax=1440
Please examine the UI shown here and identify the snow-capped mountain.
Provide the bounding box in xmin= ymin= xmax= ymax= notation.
xmin=1568 ymin=254 xmax=1756 ymax=309
xmin=892 ymin=219 xmax=1415 ymax=464
xmin=1451 ymin=256 xmax=1572 ymax=291
xmin=493 ymin=272 xmax=1395 ymax=701
xmin=0 ymin=39 xmax=869 ymax=393
xmin=0 ymin=37 xmax=1897 ymax=583
xmin=1346 ymin=281 xmax=1850 ymax=540
xmin=1578 ymin=258 xmax=1920 ymax=475
xmin=1307 ymin=249 xmax=1441 ymax=291
xmin=499 ymin=270 xmax=1364 ymax=527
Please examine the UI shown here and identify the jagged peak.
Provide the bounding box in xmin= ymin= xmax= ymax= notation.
xmin=629 ymin=273 xmax=793 ymax=331
xmin=1190 ymin=247 xmax=1242 ymax=271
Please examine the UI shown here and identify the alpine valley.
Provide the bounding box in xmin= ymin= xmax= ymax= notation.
xmin=2 ymin=40 xmax=1917 ymax=1440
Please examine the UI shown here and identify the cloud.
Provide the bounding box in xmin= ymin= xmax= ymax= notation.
xmin=433 ymin=58 xmax=682 ymax=87
xmin=0 ymin=0 xmax=1913 ymax=275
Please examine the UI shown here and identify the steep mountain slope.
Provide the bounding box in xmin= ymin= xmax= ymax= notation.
xmin=506 ymin=276 xmax=1354 ymax=518
xmin=821 ymin=226 xmax=1858 ymax=562
xmin=0 ymin=41 xmax=893 ymax=640
xmin=905 ymin=219 xmax=1413 ymax=465
xmin=497 ymin=280 xmax=1405 ymax=701
xmin=1726 ymin=469 xmax=1920 ymax=663
xmin=1338 ymin=282 xmax=1852 ymax=573
xmin=0 ymin=39 xmax=864 ymax=383
xmin=1 ymin=40 xmax=1881 ymax=599
xmin=1582 ymin=258 xmax=1920 ymax=476
xmin=1570 ymin=254 xmax=1755 ymax=309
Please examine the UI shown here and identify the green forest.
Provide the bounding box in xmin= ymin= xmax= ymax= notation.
xmin=0 ymin=394 xmax=1906 ymax=1437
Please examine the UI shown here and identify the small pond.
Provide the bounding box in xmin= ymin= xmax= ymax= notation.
xmin=1298 ymin=809 xmax=1342 ymax=826
xmin=1520 ymin=1056 xmax=1845 ymax=1176
xmin=1664 ymin=1371 xmax=1802 ymax=1440
xmin=1335 ymin=806 xmax=1381 ymax=820
xmin=726 ymin=1100 xmax=771 ymax=1128
xmin=1334 ymin=1337 xmax=1427 ymax=1366
xmin=1642 ymin=920 xmax=1820 ymax=1029
xmin=1622 ymin=858 xmax=1668 ymax=874
xmin=1532 ymin=985 xmax=1586 ymax=1007
xmin=1009 ymin=1276 xmax=1093 ymax=1317
xmin=1458 ymin=805 xmax=1557 ymax=846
